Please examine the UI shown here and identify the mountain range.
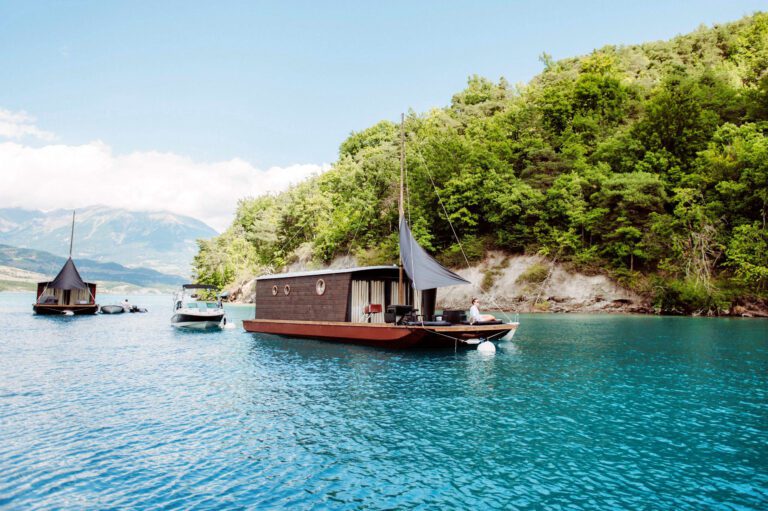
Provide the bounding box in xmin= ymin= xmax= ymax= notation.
xmin=0 ymin=244 xmax=185 ymax=288
xmin=0 ymin=206 xmax=218 ymax=277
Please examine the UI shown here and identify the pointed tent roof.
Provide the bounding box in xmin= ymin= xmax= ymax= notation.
xmin=399 ymin=217 xmax=470 ymax=291
xmin=47 ymin=258 xmax=90 ymax=290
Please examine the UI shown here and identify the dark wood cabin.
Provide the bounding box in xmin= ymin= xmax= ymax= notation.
xmin=255 ymin=266 xmax=437 ymax=323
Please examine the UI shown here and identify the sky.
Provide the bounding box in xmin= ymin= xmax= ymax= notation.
xmin=0 ymin=0 xmax=765 ymax=231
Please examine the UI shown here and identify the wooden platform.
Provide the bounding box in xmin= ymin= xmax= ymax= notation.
xmin=33 ymin=304 xmax=99 ymax=315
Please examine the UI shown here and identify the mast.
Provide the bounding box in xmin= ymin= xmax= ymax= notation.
xmin=398 ymin=113 xmax=405 ymax=304
xmin=69 ymin=210 xmax=75 ymax=258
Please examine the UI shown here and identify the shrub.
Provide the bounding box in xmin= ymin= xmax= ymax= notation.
xmin=438 ymin=235 xmax=485 ymax=268
xmin=516 ymin=262 xmax=550 ymax=285
xmin=652 ymin=278 xmax=728 ymax=315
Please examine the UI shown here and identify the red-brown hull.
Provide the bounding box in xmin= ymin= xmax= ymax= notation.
xmin=243 ymin=319 xmax=518 ymax=349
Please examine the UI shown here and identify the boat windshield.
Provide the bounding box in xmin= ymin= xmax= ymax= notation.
xmin=206 ymin=302 xmax=219 ymax=309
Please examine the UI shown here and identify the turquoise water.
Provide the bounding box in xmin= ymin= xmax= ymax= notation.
xmin=0 ymin=292 xmax=766 ymax=510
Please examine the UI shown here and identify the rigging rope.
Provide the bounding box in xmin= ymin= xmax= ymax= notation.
xmin=411 ymin=139 xmax=513 ymax=323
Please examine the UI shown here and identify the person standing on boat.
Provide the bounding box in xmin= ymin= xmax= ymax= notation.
xmin=469 ymin=298 xmax=496 ymax=323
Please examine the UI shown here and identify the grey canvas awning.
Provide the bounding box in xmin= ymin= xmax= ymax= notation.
xmin=399 ymin=217 xmax=470 ymax=291
xmin=48 ymin=258 xmax=89 ymax=290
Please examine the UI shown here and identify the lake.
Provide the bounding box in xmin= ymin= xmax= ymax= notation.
xmin=0 ymin=292 xmax=766 ymax=509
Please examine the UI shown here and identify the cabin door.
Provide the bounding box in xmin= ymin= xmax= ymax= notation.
xmin=350 ymin=280 xmax=385 ymax=323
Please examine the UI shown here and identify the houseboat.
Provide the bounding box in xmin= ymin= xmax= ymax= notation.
xmin=243 ymin=115 xmax=518 ymax=349
xmin=33 ymin=211 xmax=98 ymax=315
xmin=243 ymin=264 xmax=517 ymax=348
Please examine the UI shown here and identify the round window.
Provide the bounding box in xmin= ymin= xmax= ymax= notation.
xmin=316 ymin=278 xmax=326 ymax=296
xmin=284 ymin=284 xmax=291 ymax=296
xmin=271 ymin=285 xmax=278 ymax=296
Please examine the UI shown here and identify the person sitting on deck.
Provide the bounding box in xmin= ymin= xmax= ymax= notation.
xmin=469 ymin=297 xmax=496 ymax=324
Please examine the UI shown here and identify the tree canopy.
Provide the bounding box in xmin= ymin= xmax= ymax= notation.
xmin=194 ymin=13 xmax=768 ymax=313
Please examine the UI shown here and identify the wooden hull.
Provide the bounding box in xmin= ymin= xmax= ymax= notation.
xmin=243 ymin=319 xmax=518 ymax=349
xmin=33 ymin=304 xmax=99 ymax=315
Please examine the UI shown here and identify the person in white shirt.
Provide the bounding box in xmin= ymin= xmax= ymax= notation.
xmin=469 ymin=297 xmax=496 ymax=323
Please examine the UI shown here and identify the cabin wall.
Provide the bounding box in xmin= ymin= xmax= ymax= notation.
xmin=36 ymin=284 xmax=96 ymax=305
xmin=255 ymin=273 xmax=352 ymax=321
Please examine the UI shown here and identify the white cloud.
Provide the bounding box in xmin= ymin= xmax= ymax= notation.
xmin=0 ymin=139 xmax=328 ymax=231
xmin=0 ymin=108 xmax=56 ymax=141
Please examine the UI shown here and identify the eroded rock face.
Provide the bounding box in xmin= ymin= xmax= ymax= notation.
xmin=227 ymin=278 xmax=257 ymax=303
xmin=730 ymin=298 xmax=768 ymax=318
xmin=437 ymin=252 xmax=644 ymax=313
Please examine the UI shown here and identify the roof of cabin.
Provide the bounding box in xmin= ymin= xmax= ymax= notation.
xmin=41 ymin=257 xmax=93 ymax=290
xmin=256 ymin=265 xmax=400 ymax=281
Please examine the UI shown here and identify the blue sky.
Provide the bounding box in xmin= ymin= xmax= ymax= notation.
xmin=0 ymin=1 xmax=764 ymax=230
xmin=1 ymin=0 xmax=765 ymax=168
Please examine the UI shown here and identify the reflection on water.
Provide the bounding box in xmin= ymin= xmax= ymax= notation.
xmin=0 ymin=293 xmax=766 ymax=509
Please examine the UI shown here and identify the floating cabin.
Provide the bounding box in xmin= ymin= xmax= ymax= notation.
xmin=244 ymin=115 xmax=519 ymax=349
xmin=33 ymin=258 xmax=98 ymax=315
xmin=254 ymin=266 xmax=436 ymax=324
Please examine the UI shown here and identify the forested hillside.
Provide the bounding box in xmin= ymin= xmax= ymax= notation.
xmin=195 ymin=13 xmax=768 ymax=313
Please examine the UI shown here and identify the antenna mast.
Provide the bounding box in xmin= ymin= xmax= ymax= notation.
xmin=69 ymin=210 xmax=75 ymax=258
xmin=398 ymin=113 xmax=405 ymax=304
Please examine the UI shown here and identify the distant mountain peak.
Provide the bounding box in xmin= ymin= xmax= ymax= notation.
xmin=0 ymin=206 xmax=219 ymax=277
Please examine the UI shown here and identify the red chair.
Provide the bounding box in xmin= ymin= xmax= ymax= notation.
xmin=363 ymin=304 xmax=383 ymax=322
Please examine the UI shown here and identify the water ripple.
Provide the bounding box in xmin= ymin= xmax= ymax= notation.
xmin=0 ymin=295 xmax=766 ymax=509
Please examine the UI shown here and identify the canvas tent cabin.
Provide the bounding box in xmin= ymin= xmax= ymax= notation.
xmin=33 ymin=257 xmax=98 ymax=315
xmin=254 ymin=265 xmax=436 ymax=324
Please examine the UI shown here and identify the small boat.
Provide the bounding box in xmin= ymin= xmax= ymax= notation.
xmin=243 ymin=115 xmax=518 ymax=348
xmin=33 ymin=211 xmax=99 ymax=315
xmin=171 ymin=284 xmax=226 ymax=329
xmin=100 ymin=305 xmax=125 ymax=314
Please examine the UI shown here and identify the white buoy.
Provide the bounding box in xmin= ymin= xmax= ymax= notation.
xmin=477 ymin=340 xmax=496 ymax=354
xmin=63 ymin=311 xmax=74 ymax=316
xmin=223 ymin=322 xmax=236 ymax=329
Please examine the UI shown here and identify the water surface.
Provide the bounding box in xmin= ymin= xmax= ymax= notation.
xmin=0 ymin=293 xmax=766 ymax=509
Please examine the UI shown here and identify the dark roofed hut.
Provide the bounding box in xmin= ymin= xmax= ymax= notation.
xmin=33 ymin=257 xmax=98 ymax=315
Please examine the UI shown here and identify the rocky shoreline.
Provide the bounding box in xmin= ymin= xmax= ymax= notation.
xmin=223 ymin=253 xmax=768 ymax=318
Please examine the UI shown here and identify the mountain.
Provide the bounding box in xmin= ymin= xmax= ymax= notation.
xmin=0 ymin=206 xmax=218 ymax=277
xmin=0 ymin=244 xmax=185 ymax=288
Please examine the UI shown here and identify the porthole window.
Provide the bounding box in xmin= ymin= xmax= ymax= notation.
xmin=316 ymin=278 xmax=326 ymax=296
xmin=284 ymin=284 xmax=291 ymax=296
xmin=271 ymin=285 xmax=278 ymax=296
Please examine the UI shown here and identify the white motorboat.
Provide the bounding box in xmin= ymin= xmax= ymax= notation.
xmin=171 ymin=284 xmax=226 ymax=330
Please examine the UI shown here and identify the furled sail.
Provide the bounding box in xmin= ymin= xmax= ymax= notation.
xmin=399 ymin=217 xmax=470 ymax=290
xmin=48 ymin=258 xmax=89 ymax=290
